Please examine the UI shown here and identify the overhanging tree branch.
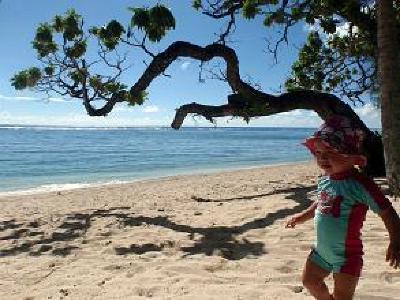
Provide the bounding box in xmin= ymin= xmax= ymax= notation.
xmin=171 ymin=90 xmax=368 ymax=131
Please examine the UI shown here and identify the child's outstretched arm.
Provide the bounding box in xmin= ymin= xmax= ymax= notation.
xmin=380 ymin=206 xmax=400 ymax=269
xmin=286 ymin=201 xmax=317 ymax=228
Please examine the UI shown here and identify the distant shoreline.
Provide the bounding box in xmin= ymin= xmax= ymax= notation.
xmin=0 ymin=160 xmax=312 ymax=197
xmin=0 ymin=124 xmax=320 ymax=129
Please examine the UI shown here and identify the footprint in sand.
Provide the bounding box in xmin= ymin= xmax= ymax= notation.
xmin=379 ymin=271 xmax=400 ymax=284
xmin=275 ymin=260 xmax=298 ymax=274
xmin=286 ymin=285 xmax=304 ymax=293
xmin=297 ymin=244 xmax=312 ymax=251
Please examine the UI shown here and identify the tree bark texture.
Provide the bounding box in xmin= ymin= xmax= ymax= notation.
xmin=377 ymin=0 xmax=400 ymax=196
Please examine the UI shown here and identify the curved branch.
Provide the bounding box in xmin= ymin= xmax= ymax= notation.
xmin=202 ymin=0 xmax=243 ymax=19
xmin=171 ymin=88 xmax=385 ymax=177
xmin=76 ymin=40 xmax=264 ymax=117
xmin=129 ymin=41 xmax=261 ymax=99
xmin=172 ymin=90 xmax=369 ymax=132
xmin=172 ymin=103 xmax=233 ymax=129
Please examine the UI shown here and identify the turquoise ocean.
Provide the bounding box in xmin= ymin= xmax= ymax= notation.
xmin=0 ymin=126 xmax=315 ymax=194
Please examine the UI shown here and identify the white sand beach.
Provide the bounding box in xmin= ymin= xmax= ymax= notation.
xmin=1 ymin=162 xmax=399 ymax=299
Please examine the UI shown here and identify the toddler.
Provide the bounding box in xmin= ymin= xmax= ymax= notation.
xmin=286 ymin=115 xmax=400 ymax=300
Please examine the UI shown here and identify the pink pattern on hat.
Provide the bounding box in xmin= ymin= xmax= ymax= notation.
xmin=304 ymin=115 xmax=366 ymax=155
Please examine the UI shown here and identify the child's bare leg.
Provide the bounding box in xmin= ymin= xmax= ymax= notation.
xmin=302 ymin=258 xmax=331 ymax=300
xmin=332 ymin=273 xmax=359 ymax=300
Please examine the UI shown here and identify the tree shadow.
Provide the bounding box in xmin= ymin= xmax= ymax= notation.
xmin=0 ymin=185 xmax=315 ymax=260
xmin=118 ymin=184 xmax=314 ymax=260
xmin=0 ymin=219 xmax=22 ymax=232
xmin=115 ymin=243 xmax=164 ymax=255
xmin=0 ymin=206 xmax=130 ymax=257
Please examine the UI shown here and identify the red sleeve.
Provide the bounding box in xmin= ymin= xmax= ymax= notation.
xmin=353 ymin=173 xmax=392 ymax=211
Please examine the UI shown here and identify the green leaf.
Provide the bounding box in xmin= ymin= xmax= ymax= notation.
xmin=106 ymin=20 xmax=126 ymax=38
xmin=263 ymin=15 xmax=273 ymax=26
xmin=33 ymin=23 xmax=57 ymax=57
xmin=273 ymin=9 xmax=285 ymax=23
xmin=70 ymin=68 xmax=87 ymax=84
xmin=320 ymin=18 xmax=337 ymax=34
xmin=127 ymin=90 xmax=148 ymax=106
xmin=149 ymin=5 xmax=175 ymax=29
xmin=129 ymin=5 xmax=175 ymax=43
xmin=11 ymin=67 xmax=42 ymax=90
xmin=243 ymin=0 xmax=261 ymax=19
xmin=65 ymin=40 xmax=87 ymax=58
xmin=53 ymin=15 xmax=64 ymax=32
xmin=44 ymin=66 xmax=55 ymax=75
xmin=129 ymin=7 xmax=150 ymax=29
xmin=97 ymin=20 xmax=126 ymax=50
xmin=62 ymin=10 xmax=83 ymax=41
xmin=35 ymin=23 xmax=53 ymax=42
xmin=192 ymin=0 xmax=202 ymax=10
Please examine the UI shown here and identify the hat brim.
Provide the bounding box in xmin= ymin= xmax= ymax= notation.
xmin=302 ymin=137 xmax=367 ymax=167
xmin=302 ymin=137 xmax=328 ymax=154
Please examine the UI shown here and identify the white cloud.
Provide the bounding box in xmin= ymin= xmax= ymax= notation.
xmin=0 ymin=94 xmax=38 ymax=101
xmin=0 ymin=109 xmax=169 ymax=127
xmin=180 ymin=61 xmax=191 ymax=70
xmin=334 ymin=22 xmax=359 ymax=38
xmin=354 ymin=103 xmax=378 ymax=117
xmin=303 ymin=18 xmax=360 ymax=40
xmin=360 ymin=1 xmax=375 ymax=14
xmin=46 ymin=97 xmax=69 ymax=103
xmin=0 ymin=94 xmax=69 ymax=103
xmin=113 ymin=103 xmax=132 ymax=112
xmin=304 ymin=20 xmax=322 ymax=33
xmin=354 ymin=103 xmax=381 ymax=128
xmin=142 ymin=105 xmax=160 ymax=113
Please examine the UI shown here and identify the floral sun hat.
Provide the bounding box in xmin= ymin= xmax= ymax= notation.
xmin=303 ymin=115 xmax=367 ymax=166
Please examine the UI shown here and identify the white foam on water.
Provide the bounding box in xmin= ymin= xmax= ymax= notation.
xmin=0 ymin=180 xmax=130 ymax=196
xmin=0 ymin=125 xmax=171 ymax=131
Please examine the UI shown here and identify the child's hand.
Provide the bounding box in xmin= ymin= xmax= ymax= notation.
xmin=386 ymin=239 xmax=400 ymax=269
xmin=285 ymin=215 xmax=302 ymax=228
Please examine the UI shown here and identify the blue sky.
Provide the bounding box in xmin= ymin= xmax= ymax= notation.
xmin=0 ymin=0 xmax=381 ymax=128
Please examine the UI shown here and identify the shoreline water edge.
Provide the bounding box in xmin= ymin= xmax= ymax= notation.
xmin=0 ymin=160 xmax=312 ymax=197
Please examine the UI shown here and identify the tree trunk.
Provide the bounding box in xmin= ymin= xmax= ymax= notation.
xmin=377 ymin=0 xmax=400 ymax=196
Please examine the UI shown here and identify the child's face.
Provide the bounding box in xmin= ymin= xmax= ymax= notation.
xmin=313 ymin=140 xmax=356 ymax=176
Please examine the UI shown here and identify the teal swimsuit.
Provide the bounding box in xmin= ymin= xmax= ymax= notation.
xmin=310 ymin=170 xmax=391 ymax=277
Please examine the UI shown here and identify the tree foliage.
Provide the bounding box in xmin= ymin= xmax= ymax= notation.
xmin=10 ymin=7 xmax=174 ymax=109
xmin=196 ymin=0 xmax=392 ymax=103
xmin=128 ymin=5 xmax=175 ymax=42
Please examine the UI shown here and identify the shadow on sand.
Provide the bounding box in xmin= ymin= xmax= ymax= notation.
xmin=1 ymin=184 xmax=315 ymax=260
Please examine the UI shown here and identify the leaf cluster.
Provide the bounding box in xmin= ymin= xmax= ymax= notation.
xmin=12 ymin=6 xmax=158 ymax=111
xmin=32 ymin=23 xmax=58 ymax=57
xmin=32 ymin=9 xmax=87 ymax=59
xmin=89 ymin=20 xmax=125 ymax=50
xmin=285 ymin=32 xmax=325 ymax=91
xmin=285 ymin=29 xmax=377 ymax=102
xmin=128 ymin=5 xmax=175 ymax=42
xmin=11 ymin=67 xmax=42 ymax=90
xmin=127 ymin=90 xmax=148 ymax=106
